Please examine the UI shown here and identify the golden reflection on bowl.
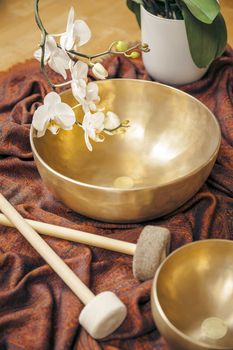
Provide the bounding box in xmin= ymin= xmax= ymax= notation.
xmin=30 ymin=79 xmax=220 ymax=223
xmin=151 ymin=240 xmax=233 ymax=350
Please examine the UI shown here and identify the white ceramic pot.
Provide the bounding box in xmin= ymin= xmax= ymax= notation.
xmin=141 ymin=5 xmax=208 ymax=85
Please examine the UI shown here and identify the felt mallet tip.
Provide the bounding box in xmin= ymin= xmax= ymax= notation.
xmin=133 ymin=226 xmax=171 ymax=281
xmin=79 ymin=291 xmax=127 ymax=339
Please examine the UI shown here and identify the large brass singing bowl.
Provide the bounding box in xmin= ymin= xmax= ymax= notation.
xmin=151 ymin=240 xmax=233 ymax=350
xmin=30 ymin=79 xmax=220 ymax=223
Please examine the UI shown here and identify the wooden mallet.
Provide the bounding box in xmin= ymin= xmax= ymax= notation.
xmin=0 ymin=193 xmax=127 ymax=339
xmin=0 ymin=212 xmax=170 ymax=281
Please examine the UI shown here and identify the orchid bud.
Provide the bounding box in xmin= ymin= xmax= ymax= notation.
xmin=142 ymin=43 xmax=149 ymax=49
xmin=121 ymin=120 xmax=130 ymax=127
xmin=141 ymin=43 xmax=150 ymax=52
xmin=116 ymin=41 xmax=128 ymax=52
xmin=92 ymin=63 xmax=108 ymax=80
xmin=129 ymin=51 xmax=140 ymax=59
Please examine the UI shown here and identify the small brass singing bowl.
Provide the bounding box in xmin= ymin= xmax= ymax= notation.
xmin=30 ymin=79 xmax=220 ymax=223
xmin=151 ymin=240 xmax=233 ymax=350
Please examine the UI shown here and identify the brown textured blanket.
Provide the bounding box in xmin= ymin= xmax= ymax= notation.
xmin=0 ymin=48 xmax=233 ymax=350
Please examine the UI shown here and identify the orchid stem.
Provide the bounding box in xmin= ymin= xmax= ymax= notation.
xmin=34 ymin=0 xmax=148 ymax=90
xmin=63 ymin=42 xmax=144 ymax=61
xmin=35 ymin=0 xmax=54 ymax=89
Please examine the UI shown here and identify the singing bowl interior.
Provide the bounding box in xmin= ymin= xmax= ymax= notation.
xmin=151 ymin=240 xmax=233 ymax=350
xmin=31 ymin=79 xmax=220 ymax=222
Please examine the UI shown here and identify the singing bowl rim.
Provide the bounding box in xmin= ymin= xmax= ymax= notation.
xmin=152 ymin=239 xmax=233 ymax=350
xmin=30 ymin=78 xmax=221 ymax=192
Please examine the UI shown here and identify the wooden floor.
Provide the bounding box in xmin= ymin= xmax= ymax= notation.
xmin=0 ymin=0 xmax=232 ymax=71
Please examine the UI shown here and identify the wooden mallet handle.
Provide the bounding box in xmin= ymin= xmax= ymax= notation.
xmin=0 ymin=194 xmax=94 ymax=305
xmin=0 ymin=194 xmax=128 ymax=339
xmin=0 ymin=213 xmax=136 ymax=255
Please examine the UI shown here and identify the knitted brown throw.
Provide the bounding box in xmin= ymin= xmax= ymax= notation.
xmin=0 ymin=48 xmax=233 ymax=350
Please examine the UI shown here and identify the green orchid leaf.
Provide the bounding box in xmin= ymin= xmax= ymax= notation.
xmin=182 ymin=0 xmax=220 ymax=24
xmin=127 ymin=0 xmax=141 ymax=26
xmin=182 ymin=5 xmax=227 ymax=68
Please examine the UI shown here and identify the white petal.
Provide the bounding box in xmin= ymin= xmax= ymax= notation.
xmin=61 ymin=124 xmax=74 ymax=131
xmin=34 ymin=48 xmax=42 ymax=61
xmin=84 ymin=130 xmax=93 ymax=151
xmin=60 ymin=33 xmax=74 ymax=51
xmin=91 ymin=111 xmax=105 ymax=131
xmin=94 ymin=134 xmax=105 ymax=143
xmin=73 ymin=20 xmax=91 ymax=47
xmin=72 ymin=60 xmax=88 ymax=80
xmin=81 ymin=99 xmax=91 ymax=114
xmin=82 ymin=110 xmax=105 ymax=149
xmin=32 ymin=105 xmax=50 ymax=132
xmin=56 ymin=49 xmax=70 ymax=69
xmin=34 ymin=47 xmax=50 ymax=63
xmin=86 ymin=82 xmax=99 ymax=102
xmin=87 ymin=124 xmax=105 ymax=143
xmin=88 ymin=101 xmax=97 ymax=112
xmin=69 ymin=60 xmax=75 ymax=71
xmin=53 ymin=102 xmax=76 ymax=128
xmin=48 ymin=58 xmax=66 ymax=79
xmin=54 ymin=115 xmax=75 ymax=130
xmin=37 ymin=129 xmax=47 ymax=138
xmin=34 ymin=35 xmax=56 ymax=63
xmin=82 ymin=111 xmax=92 ymax=128
xmin=71 ymin=82 xmax=82 ymax=103
xmin=47 ymin=43 xmax=70 ymax=79
xmin=46 ymin=35 xmax=58 ymax=54
xmin=48 ymin=53 xmax=69 ymax=79
xmin=71 ymin=79 xmax=87 ymax=100
xmin=53 ymin=102 xmax=76 ymax=118
xmin=44 ymin=91 xmax=61 ymax=107
xmin=78 ymin=80 xmax=87 ymax=99
xmin=60 ymin=7 xmax=76 ymax=50
xmin=67 ymin=7 xmax=75 ymax=33
xmin=104 ymin=111 xmax=121 ymax=130
xmin=92 ymin=63 xmax=108 ymax=80
xmin=89 ymin=129 xmax=105 ymax=143
xmin=48 ymin=124 xmax=60 ymax=135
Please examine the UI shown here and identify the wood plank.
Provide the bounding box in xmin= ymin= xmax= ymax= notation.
xmin=0 ymin=0 xmax=232 ymax=71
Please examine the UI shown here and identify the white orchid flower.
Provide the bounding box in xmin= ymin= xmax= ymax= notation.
xmin=70 ymin=60 xmax=88 ymax=80
xmin=82 ymin=111 xmax=105 ymax=151
xmin=32 ymin=92 xmax=76 ymax=137
xmin=34 ymin=35 xmax=70 ymax=79
xmin=70 ymin=60 xmax=88 ymax=100
xmin=71 ymin=80 xmax=87 ymax=101
xmin=92 ymin=63 xmax=108 ymax=80
xmin=82 ymin=82 xmax=100 ymax=112
xmin=73 ymin=79 xmax=100 ymax=113
xmin=104 ymin=112 xmax=121 ymax=130
xmin=60 ymin=7 xmax=91 ymax=51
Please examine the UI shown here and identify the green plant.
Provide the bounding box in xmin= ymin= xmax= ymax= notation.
xmin=127 ymin=0 xmax=227 ymax=68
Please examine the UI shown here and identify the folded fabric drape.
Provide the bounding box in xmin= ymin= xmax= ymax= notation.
xmin=0 ymin=47 xmax=233 ymax=350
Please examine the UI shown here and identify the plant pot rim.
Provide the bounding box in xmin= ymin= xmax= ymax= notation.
xmin=141 ymin=4 xmax=183 ymax=23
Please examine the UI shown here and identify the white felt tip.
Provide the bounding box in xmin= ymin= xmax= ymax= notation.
xmin=79 ymin=291 xmax=127 ymax=339
xmin=133 ymin=225 xmax=171 ymax=281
